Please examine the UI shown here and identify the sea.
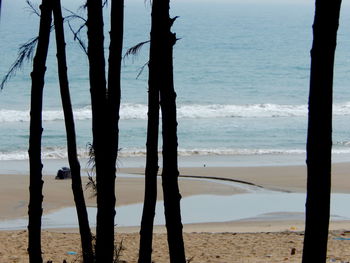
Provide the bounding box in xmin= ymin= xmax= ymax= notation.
xmin=2 ymin=0 xmax=350 ymax=171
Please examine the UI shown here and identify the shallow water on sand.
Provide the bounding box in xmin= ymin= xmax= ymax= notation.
xmin=1 ymin=190 xmax=350 ymax=230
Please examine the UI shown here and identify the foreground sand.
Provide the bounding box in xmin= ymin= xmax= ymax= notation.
xmin=1 ymin=163 xmax=350 ymax=262
xmin=2 ymin=230 xmax=350 ymax=262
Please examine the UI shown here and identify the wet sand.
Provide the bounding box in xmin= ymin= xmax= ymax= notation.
xmin=1 ymin=163 xmax=350 ymax=262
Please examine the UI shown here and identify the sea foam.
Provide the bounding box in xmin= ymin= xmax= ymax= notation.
xmin=1 ymin=147 xmax=346 ymax=161
xmin=0 ymin=102 xmax=337 ymax=123
xmin=2 ymin=102 xmax=350 ymax=122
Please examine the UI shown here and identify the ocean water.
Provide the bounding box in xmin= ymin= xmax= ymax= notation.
xmin=2 ymin=0 xmax=350 ymax=166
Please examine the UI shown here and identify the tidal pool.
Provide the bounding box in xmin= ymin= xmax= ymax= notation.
xmin=1 ymin=191 xmax=350 ymax=230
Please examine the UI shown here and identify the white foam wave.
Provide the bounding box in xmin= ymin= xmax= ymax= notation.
xmin=0 ymin=107 xmax=92 ymax=123
xmin=3 ymin=146 xmax=350 ymax=161
xmin=0 ymin=147 xmax=80 ymax=161
xmin=0 ymin=147 xmax=306 ymax=161
xmin=3 ymin=102 xmax=350 ymax=122
xmin=0 ymin=104 xmax=146 ymax=123
xmin=177 ymin=104 xmax=307 ymax=118
xmin=336 ymin=141 xmax=350 ymax=147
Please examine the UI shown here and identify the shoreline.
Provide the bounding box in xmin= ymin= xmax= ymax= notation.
xmin=1 ymin=162 xmax=350 ymax=262
xmin=1 ymin=162 xmax=350 ymax=231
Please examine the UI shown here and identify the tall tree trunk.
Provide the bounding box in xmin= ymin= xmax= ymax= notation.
xmin=27 ymin=1 xmax=52 ymax=262
xmin=86 ymin=0 xmax=116 ymax=262
xmin=102 ymin=0 xmax=124 ymax=260
xmin=302 ymin=1 xmax=342 ymax=262
xmin=151 ymin=0 xmax=186 ymax=262
xmin=52 ymin=1 xmax=94 ymax=262
xmin=138 ymin=15 xmax=160 ymax=263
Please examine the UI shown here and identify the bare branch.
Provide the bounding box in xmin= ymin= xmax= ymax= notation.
xmin=68 ymin=21 xmax=88 ymax=55
xmin=63 ymin=8 xmax=87 ymax=23
xmin=63 ymin=8 xmax=88 ymax=55
xmin=136 ymin=61 xmax=149 ymax=79
xmin=26 ymin=0 xmax=40 ymax=17
xmin=170 ymin=16 xmax=179 ymax=27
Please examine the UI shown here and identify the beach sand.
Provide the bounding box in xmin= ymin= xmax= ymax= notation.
xmin=2 ymin=229 xmax=350 ymax=262
xmin=1 ymin=163 xmax=350 ymax=262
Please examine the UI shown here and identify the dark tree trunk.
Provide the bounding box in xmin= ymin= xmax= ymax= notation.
xmin=27 ymin=1 xmax=52 ymax=262
xmin=86 ymin=0 xmax=117 ymax=262
xmin=99 ymin=0 xmax=124 ymax=260
xmin=302 ymin=1 xmax=342 ymax=262
xmin=138 ymin=8 xmax=161 ymax=262
xmin=150 ymin=1 xmax=186 ymax=262
xmin=52 ymin=1 xmax=94 ymax=262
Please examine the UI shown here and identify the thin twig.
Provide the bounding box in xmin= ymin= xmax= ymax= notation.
xmin=68 ymin=21 xmax=87 ymax=55
xmin=136 ymin=61 xmax=149 ymax=79
xmin=25 ymin=0 xmax=40 ymax=17
xmin=63 ymin=8 xmax=87 ymax=23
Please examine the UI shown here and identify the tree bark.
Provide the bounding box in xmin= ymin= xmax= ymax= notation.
xmin=86 ymin=0 xmax=117 ymax=262
xmin=100 ymin=0 xmax=124 ymax=260
xmin=138 ymin=13 xmax=160 ymax=263
xmin=149 ymin=1 xmax=186 ymax=262
xmin=52 ymin=1 xmax=94 ymax=262
xmin=302 ymin=1 xmax=342 ymax=262
xmin=27 ymin=1 xmax=52 ymax=262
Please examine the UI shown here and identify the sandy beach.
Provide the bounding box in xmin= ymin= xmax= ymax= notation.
xmin=1 ymin=162 xmax=350 ymax=262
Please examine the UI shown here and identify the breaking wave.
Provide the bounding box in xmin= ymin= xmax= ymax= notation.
xmin=2 ymin=102 xmax=350 ymax=123
xmin=0 ymin=147 xmax=307 ymax=161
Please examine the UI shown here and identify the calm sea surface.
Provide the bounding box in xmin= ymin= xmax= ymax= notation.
xmin=1 ymin=0 xmax=350 ymax=165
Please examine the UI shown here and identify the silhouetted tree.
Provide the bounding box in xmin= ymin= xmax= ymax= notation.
xmin=147 ymin=1 xmax=186 ymax=262
xmin=302 ymin=1 xmax=342 ymax=262
xmin=138 ymin=9 xmax=161 ymax=263
xmin=52 ymin=1 xmax=94 ymax=262
xmin=27 ymin=0 xmax=52 ymax=262
xmin=86 ymin=0 xmax=110 ymax=261
xmin=86 ymin=0 xmax=123 ymax=261
xmin=102 ymin=0 xmax=124 ymax=261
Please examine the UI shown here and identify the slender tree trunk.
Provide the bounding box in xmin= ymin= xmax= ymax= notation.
xmin=27 ymin=1 xmax=52 ymax=262
xmin=101 ymin=0 xmax=124 ymax=260
xmin=52 ymin=1 xmax=94 ymax=262
xmin=86 ymin=0 xmax=116 ymax=262
xmin=302 ymin=1 xmax=342 ymax=262
xmin=138 ymin=18 xmax=160 ymax=263
xmin=149 ymin=1 xmax=186 ymax=262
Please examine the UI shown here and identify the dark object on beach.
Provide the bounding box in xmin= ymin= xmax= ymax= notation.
xmin=55 ymin=167 xmax=71 ymax=179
